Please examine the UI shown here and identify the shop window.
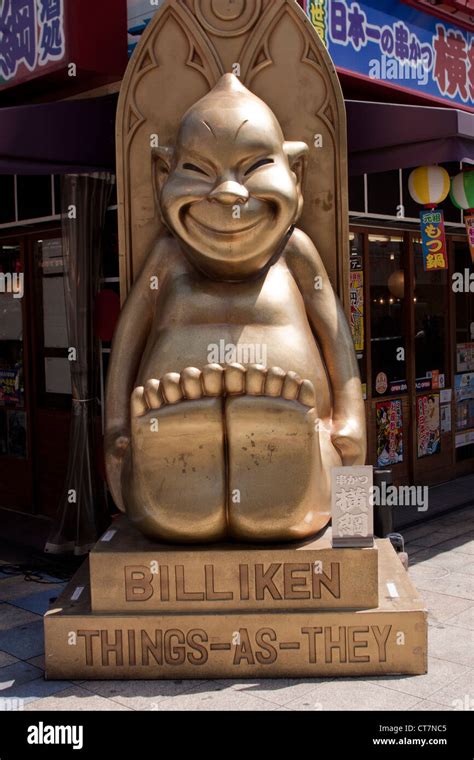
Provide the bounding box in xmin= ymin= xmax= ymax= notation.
xmin=34 ymin=237 xmax=71 ymax=407
xmin=0 ymin=176 xmax=15 ymax=225
xmin=17 ymin=176 xmax=52 ymax=221
xmin=369 ymin=234 xmax=407 ymax=397
xmin=103 ymin=210 xmax=120 ymax=279
xmin=349 ymin=232 xmax=367 ymax=396
xmin=453 ymin=240 xmax=474 ymax=461
xmin=349 ymin=175 xmax=365 ymax=214
xmin=367 ymin=171 xmax=400 ymax=217
xmin=0 ymin=242 xmax=27 ymax=459
xmin=413 ymin=237 xmax=448 ymax=386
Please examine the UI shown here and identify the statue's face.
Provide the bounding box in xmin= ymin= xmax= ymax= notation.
xmin=156 ymin=77 xmax=307 ymax=280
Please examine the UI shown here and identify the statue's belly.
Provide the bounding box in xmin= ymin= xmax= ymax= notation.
xmin=137 ymin=322 xmax=331 ymax=417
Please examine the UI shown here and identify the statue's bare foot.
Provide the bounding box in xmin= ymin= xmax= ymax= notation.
xmin=124 ymin=365 xmax=227 ymax=543
xmin=225 ymin=366 xmax=332 ymax=542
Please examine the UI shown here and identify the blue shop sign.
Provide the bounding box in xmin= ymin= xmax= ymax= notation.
xmin=304 ymin=0 xmax=474 ymax=109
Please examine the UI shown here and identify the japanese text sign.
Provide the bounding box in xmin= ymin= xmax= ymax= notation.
xmin=0 ymin=0 xmax=65 ymax=88
xmin=465 ymin=214 xmax=474 ymax=263
xmin=304 ymin=0 xmax=474 ymax=109
xmin=331 ymin=465 xmax=374 ymax=548
xmin=420 ymin=209 xmax=448 ymax=271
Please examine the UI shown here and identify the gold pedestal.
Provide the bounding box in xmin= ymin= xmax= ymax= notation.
xmin=89 ymin=516 xmax=379 ymax=613
xmin=44 ymin=522 xmax=427 ymax=680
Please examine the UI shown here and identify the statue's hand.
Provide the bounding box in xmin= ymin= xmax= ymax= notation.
xmin=105 ymin=428 xmax=131 ymax=512
xmin=330 ymin=417 xmax=366 ymax=466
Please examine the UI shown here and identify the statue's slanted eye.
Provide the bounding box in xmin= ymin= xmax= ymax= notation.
xmin=183 ymin=163 xmax=210 ymax=177
xmin=244 ymin=158 xmax=275 ymax=176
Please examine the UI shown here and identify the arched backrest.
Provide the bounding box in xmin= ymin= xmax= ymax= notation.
xmin=116 ymin=0 xmax=349 ymax=309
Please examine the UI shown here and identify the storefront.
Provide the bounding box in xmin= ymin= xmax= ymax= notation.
xmin=303 ymin=0 xmax=474 ymax=492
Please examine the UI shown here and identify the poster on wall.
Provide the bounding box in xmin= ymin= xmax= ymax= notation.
xmin=376 ymin=399 xmax=403 ymax=467
xmin=465 ymin=215 xmax=474 ymax=264
xmin=457 ymin=344 xmax=474 ymax=373
xmin=7 ymin=409 xmax=26 ymax=459
xmin=350 ymin=270 xmax=364 ymax=353
xmin=440 ymin=405 xmax=451 ymax=435
xmin=417 ymin=394 xmax=441 ymax=458
xmin=0 ymin=368 xmax=20 ymax=403
xmin=420 ymin=209 xmax=448 ymax=271
xmin=455 ymin=372 xmax=474 ymax=403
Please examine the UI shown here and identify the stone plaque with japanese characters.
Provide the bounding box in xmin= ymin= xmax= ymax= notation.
xmin=331 ymin=466 xmax=374 ymax=548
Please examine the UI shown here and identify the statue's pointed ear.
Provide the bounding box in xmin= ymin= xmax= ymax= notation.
xmin=284 ymin=141 xmax=309 ymax=190
xmin=152 ymin=146 xmax=174 ymax=200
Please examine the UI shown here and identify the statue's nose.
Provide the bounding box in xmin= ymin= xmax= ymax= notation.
xmin=209 ymin=181 xmax=249 ymax=206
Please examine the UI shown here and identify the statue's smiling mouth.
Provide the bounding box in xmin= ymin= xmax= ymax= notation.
xmin=185 ymin=212 xmax=265 ymax=237
xmin=183 ymin=200 xmax=271 ymax=238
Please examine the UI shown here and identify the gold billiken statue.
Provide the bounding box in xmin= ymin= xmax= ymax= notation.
xmin=106 ymin=75 xmax=366 ymax=544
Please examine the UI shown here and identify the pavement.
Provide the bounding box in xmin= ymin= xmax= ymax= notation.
xmin=0 ymin=491 xmax=473 ymax=711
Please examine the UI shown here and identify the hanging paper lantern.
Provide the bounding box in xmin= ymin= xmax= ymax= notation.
xmin=450 ymin=171 xmax=474 ymax=212
xmin=408 ymin=166 xmax=449 ymax=272
xmin=408 ymin=165 xmax=450 ymax=207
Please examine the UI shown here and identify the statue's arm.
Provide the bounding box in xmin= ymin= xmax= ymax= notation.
xmin=104 ymin=239 xmax=168 ymax=511
xmin=285 ymin=228 xmax=366 ymax=466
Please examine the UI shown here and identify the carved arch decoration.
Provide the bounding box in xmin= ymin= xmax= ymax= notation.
xmin=116 ymin=0 xmax=349 ymax=309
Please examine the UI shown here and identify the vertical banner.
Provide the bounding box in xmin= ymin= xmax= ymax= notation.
xmin=465 ymin=215 xmax=474 ymax=264
xmin=420 ymin=209 xmax=448 ymax=271
xmin=417 ymin=394 xmax=441 ymax=458
xmin=350 ymin=270 xmax=364 ymax=353
xmin=376 ymin=399 xmax=403 ymax=467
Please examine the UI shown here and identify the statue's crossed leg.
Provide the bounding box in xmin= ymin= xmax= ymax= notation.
xmin=124 ymin=365 xmax=334 ymax=543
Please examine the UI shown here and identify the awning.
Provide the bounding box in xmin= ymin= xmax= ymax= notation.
xmin=347 ymin=100 xmax=474 ymax=176
xmin=1 ymin=94 xmax=473 ymax=178
xmin=0 ymin=95 xmax=117 ymax=175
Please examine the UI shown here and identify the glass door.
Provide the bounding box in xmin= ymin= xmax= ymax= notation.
xmin=0 ymin=237 xmax=33 ymax=511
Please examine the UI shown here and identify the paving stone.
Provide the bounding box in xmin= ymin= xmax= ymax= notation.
xmin=0 ymin=621 xmax=44 ymax=659
xmin=410 ymin=551 xmax=474 ymax=575
xmin=10 ymin=588 xmax=65 ymax=615
xmin=410 ymin=699 xmax=454 ymax=711
xmin=409 ymin=564 xmax=474 ymax=600
xmin=0 ymin=651 xmax=18 ymax=669
xmin=0 ymin=578 xmax=59 ymax=603
xmin=0 ymin=677 xmax=72 ymax=706
xmin=0 ymin=661 xmax=43 ymax=692
xmin=0 ymin=603 xmax=41 ymax=631
xmin=211 ymin=678 xmax=333 ymax=707
xmin=444 ymin=606 xmax=474 ymax=630
xmin=432 ymin=534 xmax=474 ymax=556
xmin=428 ymin=623 xmax=474 ymax=667
xmin=23 ymin=685 xmax=132 ymax=711
xmin=285 ymin=680 xmax=420 ymax=711
xmin=406 ymin=531 xmax=458 ymax=549
xmin=368 ymin=657 xmax=468 ymax=699
xmin=27 ymin=655 xmax=45 ymax=670
xmin=79 ymin=678 xmax=210 ymax=710
xmin=145 ymin=681 xmax=278 ymax=711
xmin=422 ymin=670 xmax=474 ymax=710
xmin=412 ymin=589 xmax=472 ymax=623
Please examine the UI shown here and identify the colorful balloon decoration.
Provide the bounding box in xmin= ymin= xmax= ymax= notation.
xmin=450 ymin=170 xmax=474 ymax=213
xmin=408 ymin=166 xmax=450 ymax=271
xmin=451 ymin=170 xmax=474 ymax=263
xmin=408 ymin=165 xmax=450 ymax=208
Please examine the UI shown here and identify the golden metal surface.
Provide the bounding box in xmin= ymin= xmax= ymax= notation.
xmin=44 ymin=541 xmax=427 ymax=680
xmin=89 ymin=517 xmax=379 ymax=613
xmin=116 ymin=0 xmax=349 ymax=303
xmin=106 ymin=71 xmax=366 ymax=543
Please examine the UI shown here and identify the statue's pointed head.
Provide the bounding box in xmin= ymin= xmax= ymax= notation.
xmin=153 ymin=74 xmax=308 ymax=280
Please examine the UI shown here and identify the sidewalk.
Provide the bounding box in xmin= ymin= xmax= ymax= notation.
xmin=0 ymin=501 xmax=472 ymax=711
